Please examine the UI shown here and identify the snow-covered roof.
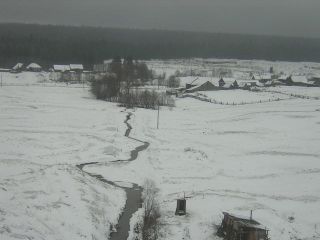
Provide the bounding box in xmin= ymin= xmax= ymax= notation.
xmin=253 ymin=73 xmax=271 ymax=80
xmin=261 ymin=73 xmax=272 ymax=80
xmin=53 ymin=65 xmax=71 ymax=72
xmin=291 ymin=75 xmax=308 ymax=83
xmin=223 ymin=212 xmax=267 ymax=230
xmin=26 ymin=63 xmax=42 ymax=69
xmin=12 ymin=63 xmax=24 ymax=70
xmin=70 ymin=64 xmax=84 ymax=70
xmin=278 ymin=75 xmax=290 ymax=80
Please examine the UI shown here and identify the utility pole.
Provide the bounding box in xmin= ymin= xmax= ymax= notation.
xmin=157 ymin=102 xmax=160 ymax=129
xmin=1 ymin=73 xmax=2 ymax=88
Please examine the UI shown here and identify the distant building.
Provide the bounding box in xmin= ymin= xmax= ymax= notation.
xmin=93 ymin=63 xmax=109 ymax=73
xmin=26 ymin=63 xmax=42 ymax=72
xmin=70 ymin=64 xmax=84 ymax=73
xmin=279 ymin=75 xmax=312 ymax=86
xmin=53 ymin=65 xmax=71 ymax=72
xmin=309 ymin=75 xmax=320 ymax=86
xmin=218 ymin=212 xmax=269 ymax=240
xmin=231 ymin=80 xmax=239 ymax=89
xmin=185 ymin=81 xmax=216 ymax=93
xmin=11 ymin=63 xmax=24 ymax=73
xmin=219 ymin=78 xmax=226 ymax=87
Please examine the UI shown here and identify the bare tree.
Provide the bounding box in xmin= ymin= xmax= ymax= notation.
xmin=133 ymin=179 xmax=161 ymax=240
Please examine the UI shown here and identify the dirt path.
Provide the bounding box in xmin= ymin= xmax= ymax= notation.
xmin=77 ymin=112 xmax=150 ymax=240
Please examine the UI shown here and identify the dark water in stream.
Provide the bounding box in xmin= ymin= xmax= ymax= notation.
xmin=76 ymin=113 xmax=149 ymax=240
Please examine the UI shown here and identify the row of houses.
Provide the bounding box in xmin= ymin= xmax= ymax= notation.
xmin=49 ymin=64 xmax=92 ymax=82
xmin=11 ymin=63 xmax=42 ymax=73
xmin=182 ymin=74 xmax=320 ymax=93
xmin=251 ymin=73 xmax=320 ymax=86
xmin=52 ymin=64 xmax=84 ymax=73
xmin=184 ymin=77 xmax=256 ymax=93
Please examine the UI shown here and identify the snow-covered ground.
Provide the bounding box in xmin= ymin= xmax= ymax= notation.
xmin=1 ymin=66 xmax=320 ymax=240
xmin=267 ymin=86 xmax=320 ymax=99
xmin=88 ymin=96 xmax=320 ymax=240
xmin=195 ymin=90 xmax=291 ymax=105
xmin=0 ymin=73 xmax=137 ymax=239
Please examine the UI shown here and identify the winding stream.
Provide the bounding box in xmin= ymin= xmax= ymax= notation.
xmin=76 ymin=112 xmax=150 ymax=240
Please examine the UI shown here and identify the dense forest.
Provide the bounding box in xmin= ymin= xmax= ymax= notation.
xmin=1 ymin=23 xmax=320 ymax=69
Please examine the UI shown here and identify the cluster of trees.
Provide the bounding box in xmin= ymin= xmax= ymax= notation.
xmin=1 ymin=23 xmax=320 ymax=68
xmin=118 ymin=90 xmax=175 ymax=109
xmin=90 ymin=57 xmax=174 ymax=108
xmin=91 ymin=57 xmax=152 ymax=98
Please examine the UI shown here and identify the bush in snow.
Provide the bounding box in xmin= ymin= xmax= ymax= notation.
xmin=133 ymin=179 xmax=162 ymax=240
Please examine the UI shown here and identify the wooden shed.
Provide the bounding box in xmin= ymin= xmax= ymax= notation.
xmin=175 ymin=198 xmax=186 ymax=216
xmin=218 ymin=212 xmax=269 ymax=240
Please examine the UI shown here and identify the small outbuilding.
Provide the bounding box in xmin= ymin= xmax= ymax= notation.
xmin=175 ymin=198 xmax=186 ymax=216
xmin=218 ymin=212 xmax=269 ymax=240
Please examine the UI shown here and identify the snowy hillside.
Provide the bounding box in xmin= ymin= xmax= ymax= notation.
xmin=1 ymin=67 xmax=320 ymax=240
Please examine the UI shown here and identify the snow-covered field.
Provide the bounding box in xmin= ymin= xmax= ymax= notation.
xmin=0 ymin=73 xmax=137 ymax=239
xmin=196 ymin=90 xmax=291 ymax=105
xmin=1 ymin=64 xmax=320 ymax=240
xmin=267 ymin=86 xmax=320 ymax=99
xmin=89 ymin=96 xmax=320 ymax=240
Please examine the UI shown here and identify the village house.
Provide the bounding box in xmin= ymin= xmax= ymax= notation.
xmin=26 ymin=63 xmax=42 ymax=72
xmin=11 ymin=63 xmax=24 ymax=73
xmin=185 ymin=81 xmax=216 ymax=93
xmin=308 ymin=75 xmax=320 ymax=86
xmin=277 ymin=75 xmax=293 ymax=85
xmin=53 ymin=65 xmax=71 ymax=72
xmin=70 ymin=64 xmax=84 ymax=73
xmin=218 ymin=212 xmax=269 ymax=240
xmin=278 ymin=75 xmax=312 ymax=86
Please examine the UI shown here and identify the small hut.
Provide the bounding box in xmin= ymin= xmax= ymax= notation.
xmin=217 ymin=212 xmax=269 ymax=240
xmin=175 ymin=198 xmax=186 ymax=216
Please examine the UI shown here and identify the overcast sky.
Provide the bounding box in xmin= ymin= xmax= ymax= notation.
xmin=0 ymin=0 xmax=320 ymax=38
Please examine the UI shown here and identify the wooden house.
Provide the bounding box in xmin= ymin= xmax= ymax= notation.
xmin=185 ymin=81 xmax=216 ymax=93
xmin=231 ymin=80 xmax=239 ymax=89
xmin=26 ymin=63 xmax=42 ymax=72
xmin=309 ymin=75 xmax=320 ymax=86
xmin=11 ymin=63 xmax=24 ymax=73
xmin=218 ymin=212 xmax=269 ymax=240
xmin=53 ymin=65 xmax=71 ymax=72
xmin=70 ymin=64 xmax=84 ymax=73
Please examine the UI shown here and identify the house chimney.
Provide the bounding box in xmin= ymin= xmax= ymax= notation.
xmin=250 ymin=210 xmax=253 ymax=220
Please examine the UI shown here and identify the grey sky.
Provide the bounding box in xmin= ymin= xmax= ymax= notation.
xmin=0 ymin=0 xmax=319 ymax=38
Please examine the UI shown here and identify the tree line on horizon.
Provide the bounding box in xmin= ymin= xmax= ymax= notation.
xmin=1 ymin=23 xmax=320 ymax=68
